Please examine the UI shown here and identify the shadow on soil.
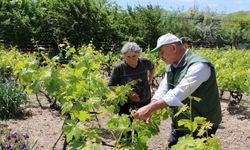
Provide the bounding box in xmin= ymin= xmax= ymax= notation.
xmin=227 ymin=104 xmax=250 ymax=120
xmin=221 ymin=97 xmax=250 ymax=120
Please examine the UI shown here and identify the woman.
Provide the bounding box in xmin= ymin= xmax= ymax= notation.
xmin=180 ymin=37 xmax=191 ymax=49
xmin=108 ymin=42 xmax=155 ymax=115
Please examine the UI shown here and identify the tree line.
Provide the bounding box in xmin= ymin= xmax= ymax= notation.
xmin=1 ymin=0 xmax=250 ymax=53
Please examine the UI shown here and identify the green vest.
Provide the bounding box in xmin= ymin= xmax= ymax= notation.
xmin=166 ymin=51 xmax=222 ymax=128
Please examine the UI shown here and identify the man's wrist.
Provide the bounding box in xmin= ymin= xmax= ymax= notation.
xmin=151 ymin=98 xmax=157 ymax=102
xmin=149 ymin=99 xmax=168 ymax=113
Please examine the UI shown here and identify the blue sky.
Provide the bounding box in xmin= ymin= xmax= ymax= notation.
xmin=112 ymin=0 xmax=250 ymax=14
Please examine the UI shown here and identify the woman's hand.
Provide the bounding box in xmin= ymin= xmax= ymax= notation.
xmin=128 ymin=91 xmax=140 ymax=103
xmin=148 ymin=68 xmax=154 ymax=85
xmin=148 ymin=76 xmax=153 ymax=85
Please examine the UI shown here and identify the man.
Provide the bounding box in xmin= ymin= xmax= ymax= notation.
xmin=133 ymin=33 xmax=222 ymax=148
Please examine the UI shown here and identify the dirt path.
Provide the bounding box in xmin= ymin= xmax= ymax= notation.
xmin=1 ymin=93 xmax=250 ymax=150
xmin=0 ymin=94 xmax=65 ymax=150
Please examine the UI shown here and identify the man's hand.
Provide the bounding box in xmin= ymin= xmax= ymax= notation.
xmin=133 ymin=105 xmax=152 ymax=123
xmin=128 ymin=91 xmax=140 ymax=103
xmin=133 ymin=100 xmax=168 ymax=123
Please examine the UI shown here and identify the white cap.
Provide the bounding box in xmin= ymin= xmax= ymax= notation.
xmin=151 ymin=33 xmax=181 ymax=53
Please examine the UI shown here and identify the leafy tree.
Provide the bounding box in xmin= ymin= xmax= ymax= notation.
xmin=112 ymin=5 xmax=168 ymax=50
xmin=184 ymin=7 xmax=224 ymax=47
xmin=1 ymin=0 xmax=250 ymax=51
xmin=132 ymin=5 xmax=168 ymax=49
xmin=0 ymin=0 xmax=54 ymax=50
xmin=46 ymin=0 xmax=116 ymax=50
xmin=0 ymin=0 xmax=34 ymax=46
xmin=219 ymin=11 xmax=250 ymax=48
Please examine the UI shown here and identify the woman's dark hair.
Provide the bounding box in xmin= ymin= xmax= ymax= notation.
xmin=180 ymin=37 xmax=191 ymax=44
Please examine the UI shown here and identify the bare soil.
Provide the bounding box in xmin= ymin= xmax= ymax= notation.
xmin=1 ymin=93 xmax=250 ymax=150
